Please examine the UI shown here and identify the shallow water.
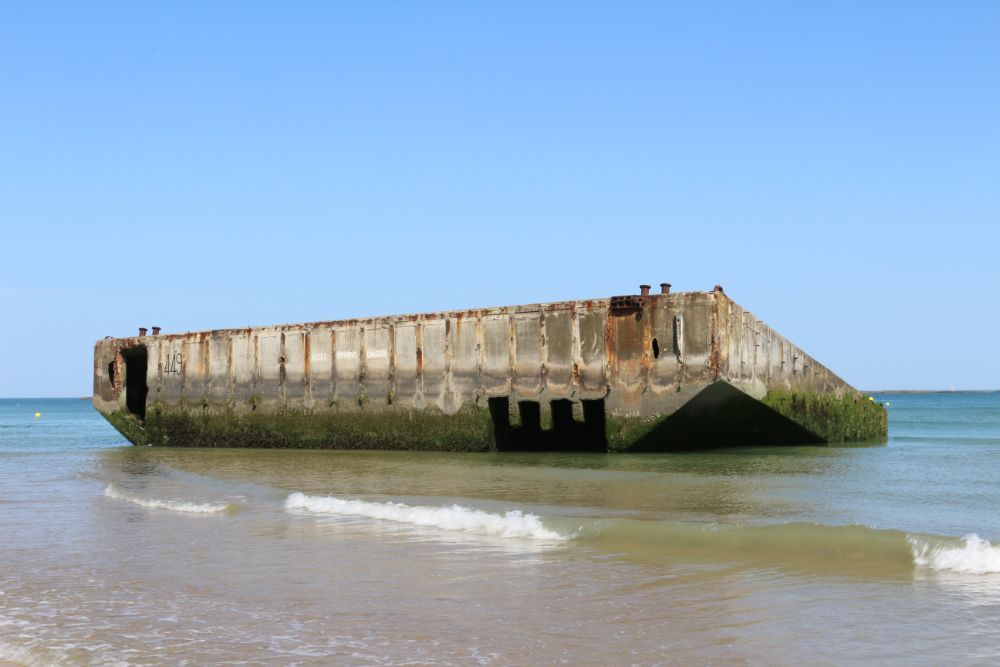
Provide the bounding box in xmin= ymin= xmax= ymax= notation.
xmin=2 ymin=393 xmax=1000 ymax=665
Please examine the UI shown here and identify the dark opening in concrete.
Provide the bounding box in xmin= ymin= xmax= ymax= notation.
xmin=107 ymin=361 xmax=116 ymax=387
xmin=495 ymin=398 xmax=609 ymax=452
xmin=652 ymin=338 xmax=660 ymax=359
xmin=488 ymin=397 xmax=510 ymax=450
xmin=511 ymin=400 xmax=542 ymax=450
xmin=551 ymin=399 xmax=574 ymax=433
xmin=553 ymin=398 xmax=607 ymax=452
xmin=517 ymin=401 xmax=541 ymax=433
xmin=121 ymin=347 xmax=148 ymax=421
xmin=581 ymin=399 xmax=608 ymax=451
xmin=549 ymin=399 xmax=576 ymax=451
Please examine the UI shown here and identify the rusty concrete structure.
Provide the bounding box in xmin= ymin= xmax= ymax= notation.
xmin=92 ymin=286 xmax=887 ymax=451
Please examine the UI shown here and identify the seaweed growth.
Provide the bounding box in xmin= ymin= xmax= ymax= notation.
xmin=762 ymin=391 xmax=888 ymax=443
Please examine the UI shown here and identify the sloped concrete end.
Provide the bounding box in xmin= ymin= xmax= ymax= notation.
xmin=610 ymin=381 xmax=886 ymax=451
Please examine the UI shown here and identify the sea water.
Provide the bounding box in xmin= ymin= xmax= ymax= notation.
xmin=1 ymin=393 xmax=1000 ymax=665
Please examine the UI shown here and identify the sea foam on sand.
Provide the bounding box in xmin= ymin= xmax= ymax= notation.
xmin=102 ymin=485 xmax=232 ymax=514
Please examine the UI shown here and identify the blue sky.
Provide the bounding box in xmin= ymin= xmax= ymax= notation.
xmin=2 ymin=1 xmax=997 ymax=396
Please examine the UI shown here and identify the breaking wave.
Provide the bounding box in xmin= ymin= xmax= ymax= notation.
xmin=911 ymin=534 xmax=1000 ymax=574
xmin=285 ymin=492 xmax=567 ymax=540
xmin=102 ymin=485 xmax=234 ymax=514
xmin=283 ymin=492 xmax=1000 ymax=576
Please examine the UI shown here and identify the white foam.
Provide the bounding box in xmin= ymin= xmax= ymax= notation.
xmin=911 ymin=534 xmax=1000 ymax=574
xmin=285 ymin=492 xmax=567 ymax=541
xmin=102 ymin=485 xmax=232 ymax=514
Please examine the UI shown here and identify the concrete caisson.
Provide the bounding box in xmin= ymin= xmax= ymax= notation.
xmin=92 ymin=288 xmax=887 ymax=451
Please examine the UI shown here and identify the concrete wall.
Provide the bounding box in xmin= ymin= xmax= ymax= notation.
xmin=93 ymin=289 xmax=875 ymax=449
xmin=714 ymin=295 xmax=851 ymax=399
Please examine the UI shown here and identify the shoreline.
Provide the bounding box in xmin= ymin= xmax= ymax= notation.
xmin=866 ymin=389 xmax=1000 ymax=395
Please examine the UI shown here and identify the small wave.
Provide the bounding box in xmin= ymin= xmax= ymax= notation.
xmin=574 ymin=520 xmax=1000 ymax=578
xmin=102 ymin=485 xmax=233 ymax=514
xmin=285 ymin=492 xmax=567 ymax=541
xmin=910 ymin=534 xmax=1000 ymax=574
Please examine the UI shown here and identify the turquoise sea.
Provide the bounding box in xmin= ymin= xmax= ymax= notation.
xmin=1 ymin=392 xmax=999 ymax=665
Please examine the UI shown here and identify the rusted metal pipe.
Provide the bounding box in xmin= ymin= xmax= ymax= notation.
xmin=138 ymin=327 xmax=147 ymax=337
xmin=151 ymin=326 xmax=161 ymax=336
xmin=660 ymin=283 xmax=671 ymax=294
xmin=639 ymin=284 xmax=651 ymax=297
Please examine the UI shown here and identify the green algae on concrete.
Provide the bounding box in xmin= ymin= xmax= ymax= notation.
xmin=132 ymin=403 xmax=497 ymax=451
xmin=761 ymin=390 xmax=888 ymax=443
xmin=605 ymin=415 xmax=665 ymax=453
xmin=105 ymin=410 xmax=149 ymax=446
xmin=105 ymin=389 xmax=886 ymax=452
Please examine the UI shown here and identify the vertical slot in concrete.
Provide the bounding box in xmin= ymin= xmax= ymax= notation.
xmin=517 ymin=400 xmax=542 ymax=449
xmin=488 ymin=396 xmax=511 ymax=451
xmin=121 ymin=346 xmax=148 ymax=421
xmin=582 ymin=399 xmax=608 ymax=451
xmin=551 ymin=399 xmax=575 ymax=450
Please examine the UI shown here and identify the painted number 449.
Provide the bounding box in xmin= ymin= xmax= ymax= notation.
xmin=164 ymin=352 xmax=183 ymax=374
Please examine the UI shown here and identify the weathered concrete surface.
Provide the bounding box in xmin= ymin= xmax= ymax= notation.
xmin=93 ymin=288 xmax=887 ymax=451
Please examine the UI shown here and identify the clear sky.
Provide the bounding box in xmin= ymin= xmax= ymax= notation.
xmin=2 ymin=1 xmax=998 ymax=397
